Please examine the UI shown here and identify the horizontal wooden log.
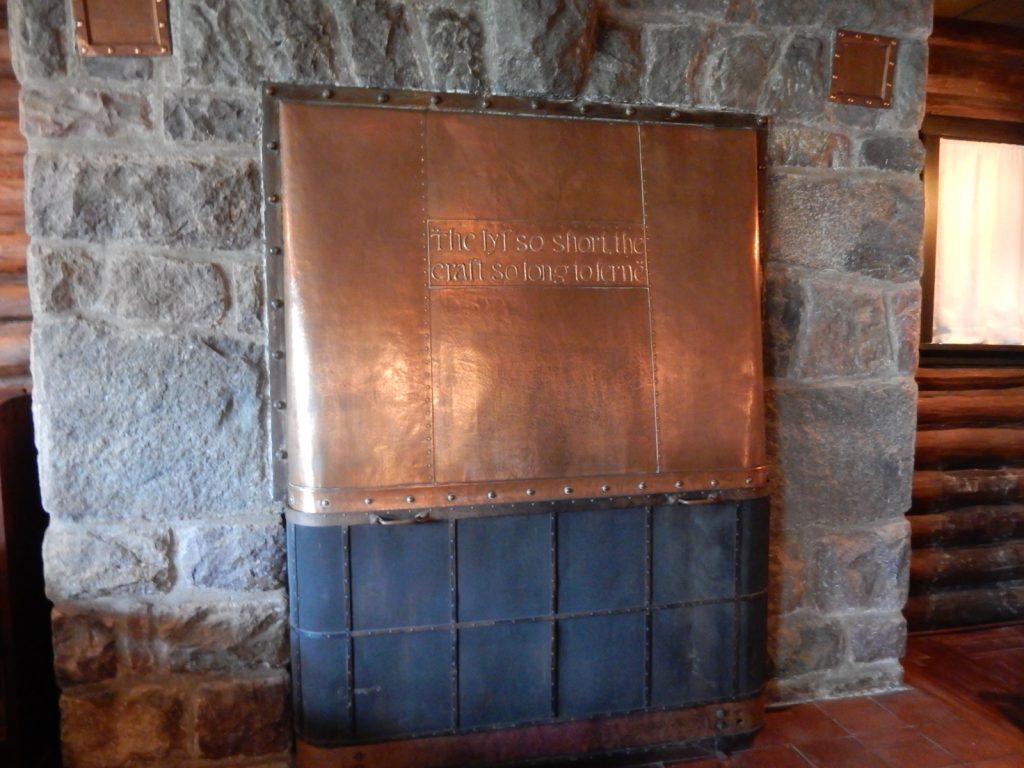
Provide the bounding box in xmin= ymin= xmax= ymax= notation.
xmin=918 ymin=387 xmax=1024 ymax=427
xmin=911 ymin=540 xmax=1024 ymax=591
xmin=915 ymin=428 xmax=1024 ymax=468
xmin=911 ymin=505 xmax=1024 ymax=548
xmin=0 ymin=321 xmax=30 ymax=378
xmin=905 ymin=581 xmax=1024 ymax=632
xmin=913 ymin=469 xmax=1024 ymax=510
xmin=916 ymin=368 xmax=1024 ymax=391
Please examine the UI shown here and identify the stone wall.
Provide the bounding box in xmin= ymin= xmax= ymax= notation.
xmin=13 ymin=0 xmax=928 ymax=764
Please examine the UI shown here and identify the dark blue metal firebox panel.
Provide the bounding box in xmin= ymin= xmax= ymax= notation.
xmin=288 ymin=497 xmax=769 ymax=746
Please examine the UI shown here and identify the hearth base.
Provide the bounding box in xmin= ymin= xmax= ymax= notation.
xmin=295 ymin=696 xmax=762 ymax=767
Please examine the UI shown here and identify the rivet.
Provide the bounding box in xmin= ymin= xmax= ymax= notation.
xmin=745 ymin=477 xmax=753 ymax=485
xmin=669 ymin=110 xmax=680 ymax=119
xmin=321 ymin=89 xmax=333 ymax=99
xmin=265 ymin=86 xmax=276 ymax=96
xmin=710 ymin=479 xmax=719 ymax=487
xmin=674 ymin=480 xmax=683 ymax=488
xmin=273 ymin=400 xmax=286 ymax=410
xmin=529 ymin=99 xmax=542 ymax=110
xmin=855 ymin=33 xmax=862 ymax=39
xmin=487 ymin=490 xmax=497 ymax=499
xmin=76 ymin=21 xmax=84 ymax=28
xmin=106 ymin=47 xmax=114 ymax=54
xmin=637 ymin=481 xmax=647 ymax=490
xmin=525 ymin=488 xmax=535 ymax=496
xmin=624 ymin=106 xmax=636 ymax=116
xmin=267 ymin=193 xmax=280 ymax=204
xmin=405 ymin=495 xmax=415 ymax=504
xmin=563 ymin=486 xmax=573 ymax=495
xmin=319 ymin=498 xmax=330 ymax=508
xmin=447 ymin=492 xmax=457 ymax=501
xmin=888 ymin=60 xmax=896 ymax=67
xmin=159 ymin=46 xmax=168 ymax=54
xmin=80 ymin=46 xmax=88 ymax=54
xmin=288 ymin=496 xmax=295 ymax=505
xmin=430 ymin=94 xmax=442 ymax=105
xmin=134 ymin=47 xmax=142 ymax=55
xmin=276 ymin=449 xmax=288 ymax=460
xmin=266 ymin=140 xmax=280 ymax=153
xmin=481 ymin=97 xmax=492 ymax=109
xmin=159 ymin=22 xmax=166 ymax=29
xmin=272 ymin=350 xmax=284 ymax=360
xmin=377 ymin=92 xmax=390 ymax=103
xmin=716 ymin=708 xmax=726 ymax=718
xmin=832 ymin=74 xmax=840 ymax=80
xmin=270 ymin=298 xmax=284 ymax=309
xmin=578 ymin=103 xmax=588 ymax=114
xmin=364 ymin=497 xmax=373 ymax=505
xmin=600 ymin=484 xmax=610 ymax=493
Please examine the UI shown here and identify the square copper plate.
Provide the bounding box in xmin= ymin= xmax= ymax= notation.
xmin=829 ymin=29 xmax=898 ymax=108
xmin=72 ymin=0 xmax=171 ymax=57
xmin=262 ymin=88 xmax=767 ymax=514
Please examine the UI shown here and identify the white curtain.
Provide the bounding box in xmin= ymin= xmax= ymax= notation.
xmin=933 ymin=137 xmax=1024 ymax=344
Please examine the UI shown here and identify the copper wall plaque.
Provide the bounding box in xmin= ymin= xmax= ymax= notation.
xmin=262 ymin=88 xmax=767 ymax=515
xmin=829 ymin=29 xmax=898 ymax=108
xmin=72 ymin=0 xmax=171 ymax=57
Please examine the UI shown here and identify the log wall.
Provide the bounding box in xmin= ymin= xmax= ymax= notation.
xmin=906 ymin=368 xmax=1024 ymax=630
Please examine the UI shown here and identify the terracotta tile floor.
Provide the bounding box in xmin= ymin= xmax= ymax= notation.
xmin=662 ymin=624 xmax=1024 ymax=767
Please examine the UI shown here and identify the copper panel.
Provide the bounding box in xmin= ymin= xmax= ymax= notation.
xmin=280 ymin=102 xmax=433 ymax=491
xmin=640 ymin=124 xmax=766 ymax=472
xmin=267 ymin=87 xmax=766 ymax=514
xmin=72 ymin=0 xmax=171 ymax=57
xmin=426 ymin=112 xmax=644 ymax=224
xmin=296 ymin=696 xmax=762 ymax=768
xmin=431 ymin=287 xmax=656 ymax=483
xmin=829 ymin=29 xmax=898 ymax=108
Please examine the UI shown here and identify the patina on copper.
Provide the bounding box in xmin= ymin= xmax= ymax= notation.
xmin=265 ymin=87 xmax=766 ymax=515
xmin=72 ymin=0 xmax=171 ymax=57
xmin=829 ymin=29 xmax=899 ymax=108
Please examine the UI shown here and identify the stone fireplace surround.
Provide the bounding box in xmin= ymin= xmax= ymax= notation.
xmin=14 ymin=0 xmax=926 ymax=765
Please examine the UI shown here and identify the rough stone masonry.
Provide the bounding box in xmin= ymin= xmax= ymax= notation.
xmin=13 ymin=0 xmax=928 ymax=765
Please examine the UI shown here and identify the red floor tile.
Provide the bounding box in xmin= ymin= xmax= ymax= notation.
xmin=792 ymin=736 xmax=880 ymax=768
xmin=753 ymin=704 xmax=848 ymax=747
xmin=814 ymin=696 xmax=907 ymax=735
xmin=725 ymin=745 xmax=814 ymax=767
xmin=917 ymin=718 xmax=1024 ymax=762
xmin=861 ymin=727 xmax=959 ymax=768
xmin=968 ymin=756 xmax=1024 ymax=768
xmin=872 ymin=688 xmax=962 ymax=726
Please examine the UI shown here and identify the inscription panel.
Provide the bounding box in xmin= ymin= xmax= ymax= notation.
xmin=270 ymin=92 xmax=765 ymax=513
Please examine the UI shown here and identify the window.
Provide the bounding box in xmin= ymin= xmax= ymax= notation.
xmin=921 ymin=116 xmax=1024 ymax=358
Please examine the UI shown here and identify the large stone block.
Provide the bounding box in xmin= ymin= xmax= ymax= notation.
xmin=796 ymin=278 xmax=892 ymax=379
xmin=581 ymin=18 xmax=642 ymax=102
xmin=28 ymin=154 xmax=262 ymax=251
xmin=61 ymin=685 xmax=185 ymax=768
xmin=178 ymin=0 xmax=341 ymax=87
xmin=194 ymin=673 xmax=290 ymax=759
xmin=9 ymin=0 xmax=66 ymax=81
xmin=770 ymin=609 xmax=844 ymax=679
xmin=766 ymin=172 xmax=923 ymax=280
xmin=80 ymin=57 xmax=154 ymax=82
xmin=643 ymin=25 xmax=702 ymax=105
xmin=768 ymin=379 xmax=917 ymax=528
xmin=419 ymin=6 xmax=485 ymax=92
xmin=488 ymin=0 xmax=598 ymax=97
xmin=154 ymin=596 xmax=288 ymax=672
xmin=28 ymin=245 xmax=103 ymax=315
xmin=860 ymin=134 xmax=926 ymax=173
xmin=753 ymin=0 xmax=930 ymax=34
xmin=177 ymin=521 xmax=285 ymax=591
xmin=163 ymin=92 xmax=259 ymax=144
xmin=693 ymin=29 xmax=777 ymax=111
xmin=768 ymin=529 xmax=807 ymax=615
xmin=21 ymin=89 xmax=154 ymax=140
xmin=51 ymin=604 xmax=118 ymax=686
xmin=43 ymin=526 xmax=173 ymax=600
xmin=762 ymin=34 xmax=827 ymax=118
xmin=32 ymin=320 xmax=266 ymax=521
xmin=101 ymin=254 xmax=229 ymax=328
xmin=338 ymin=0 xmax=425 ymax=89
xmin=845 ymin=611 xmax=907 ymax=663
xmin=771 ymin=659 xmax=903 ymax=702
xmin=812 ymin=520 xmax=910 ymax=613
xmin=762 ymin=266 xmax=806 ymax=379
xmin=766 ymin=124 xmax=852 ymax=169
xmin=888 ymin=283 xmax=921 ymax=375
xmin=232 ymin=262 xmax=265 ymax=336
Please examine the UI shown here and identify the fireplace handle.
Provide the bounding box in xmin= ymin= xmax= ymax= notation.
xmin=370 ymin=511 xmax=433 ymax=526
xmin=676 ymin=493 xmax=721 ymax=506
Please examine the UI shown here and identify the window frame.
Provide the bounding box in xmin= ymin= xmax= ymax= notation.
xmin=919 ymin=114 xmax=1024 ymax=366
